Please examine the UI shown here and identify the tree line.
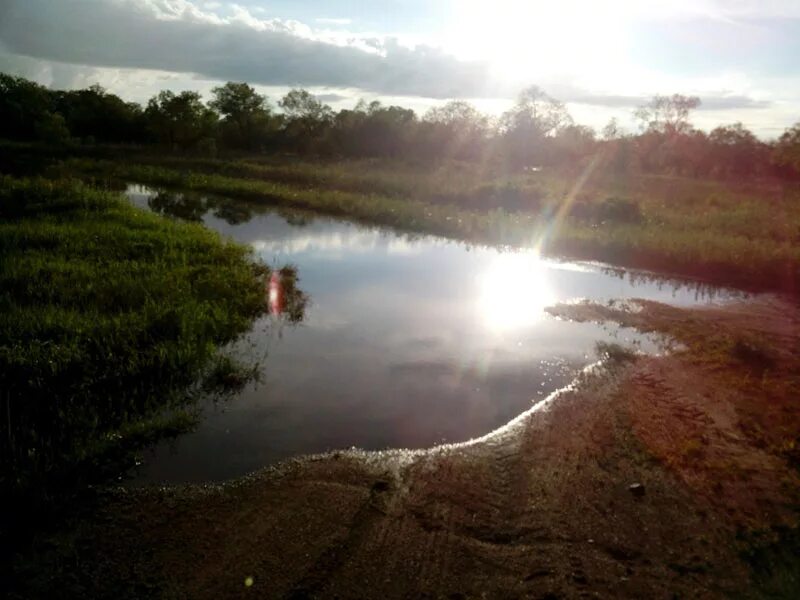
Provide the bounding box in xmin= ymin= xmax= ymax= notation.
xmin=2 ymin=72 xmax=799 ymax=179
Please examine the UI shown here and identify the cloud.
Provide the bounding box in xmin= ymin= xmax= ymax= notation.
xmin=697 ymin=95 xmax=772 ymax=110
xmin=314 ymin=93 xmax=351 ymax=104
xmin=565 ymin=92 xmax=770 ymax=111
xmin=0 ymin=0 xmax=790 ymax=136
xmin=316 ymin=18 xmax=352 ymax=26
xmin=0 ymin=0 xmax=496 ymax=99
xmin=600 ymin=0 xmax=800 ymax=21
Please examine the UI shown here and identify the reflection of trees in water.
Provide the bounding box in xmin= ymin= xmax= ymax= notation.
xmin=212 ymin=265 xmax=309 ymax=399
xmin=271 ymin=265 xmax=308 ymax=324
xmin=601 ymin=266 xmax=749 ymax=302
xmin=176 ymin=265 xmax=308 ymax=404
xmin=212 ymin=201 xmax=256 ymax=225
xmin=278 ymin=209 xmax=314 ymax=228
xmin=143 ymin=186 xmax=324 ymax=228
xmin=148 ymin=190 xmax=206 ymax=222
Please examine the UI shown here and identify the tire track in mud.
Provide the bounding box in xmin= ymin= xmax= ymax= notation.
xmin=283 ymin=476 xmax=396 ymax=599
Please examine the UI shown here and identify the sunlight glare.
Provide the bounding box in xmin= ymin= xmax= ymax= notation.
xmin=478 ymin=251 xmax=555 ymax=333
xmin=446 ymin=0 xmax=631 ymax=84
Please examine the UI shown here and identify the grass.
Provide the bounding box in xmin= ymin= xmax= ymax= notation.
xmin=0 ymin=176 xmax=283 ymax=505
xmin=57 ymin=154 xmax=800 ymax=293
xmin=594 ymin=341 xmax=639 ymax=365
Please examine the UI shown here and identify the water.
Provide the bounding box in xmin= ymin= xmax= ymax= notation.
xmin=125 ymin=185 xmax=748 ymax=483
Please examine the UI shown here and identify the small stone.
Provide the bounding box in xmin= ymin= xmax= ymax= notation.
xmin=628 ymin=482 xmax=646 ymax=497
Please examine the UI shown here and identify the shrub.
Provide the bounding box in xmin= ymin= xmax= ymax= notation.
xmin=596 ymin=197 xmax=643 ymax=224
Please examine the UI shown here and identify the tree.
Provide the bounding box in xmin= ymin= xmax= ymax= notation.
xmin=601 ymin=117 xmax=622 ymax=141
xmin=499 ymin=86 xmax=572 ymax=166
xmin=279 ymin=89 xmax=332 ymax=123
xmin=422 ymin=100 xmax=491 ymax=160
xmin=34 ymin=111 xmax=70 ymax=145
xmin=144 ymin=90 xmax=217 ymax=150
xmin=500 ymin=86 xmax=571 ymax=137
xmin=0 ymin=73 xmax=54 ymax=140
xmin=425 ymin=100 xmax=488 ymax=131
xmin=52 ymin=85 xmax=146 ymax=143
xmin=634 ymin=94 xmax=701 ymax=136
xmin=708 ymin=122 xmax=762 ymax=178
xmin=774 ymin=122 xmax=800 ymax=174
xmin=209 ymin=82 xmax=273 ymax=150
xmin=279 ymin=89 xmax=334 ymax=152
xmin=552 ymin=124 xmax=596 ymax=163
xmin=358 ymin=101 xmax=417 ymax=157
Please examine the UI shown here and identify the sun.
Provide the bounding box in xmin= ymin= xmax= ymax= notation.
xmin=445 ymin=0 xmax=630 ymax=85
xmin=477 ymin=250 xmax=555 ymax=333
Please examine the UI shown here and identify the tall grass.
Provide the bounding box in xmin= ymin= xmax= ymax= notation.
xmin=66 ymin=157 xmax=800 ymax=292
xmin=0 ymin=176 xmax=278 ymax=503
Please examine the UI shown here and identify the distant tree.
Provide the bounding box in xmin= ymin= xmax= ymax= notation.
xmin=52 ymin=84 xmax=146 ymax=143
xmin=501 ymin=86 xmax=571 ymax=137
xmin=144 ymin=90 xmax=217 ymax=150
xmin=0 ymin=73 xmax=54 ymax=140
xmin=279 ymin=89 xmax=333 ymax=152
xmin=499 ymin=86 xmax=572 ymax=166
xmin=773 ymin=122 xmax=800 ymax=174
xmin=601 ymin=117 xmax=622 ymax=141
xmin=422 ymin=100 xmax=491 ymax=160
xmin=1 ymin=71 xmax=795 ymax=181
xmin=279 ymin=89 xmax=332 ymax=123
xmin=708 ymin=122 xmax=762 ymax=178
xmin=634 ymin=94 xmax=701 ymax=136
xmin=668 ymin=129 xmax=712 ymax=177
xmin=359 ymin=101 xmax=417 ymax=157
xmin=552 ymin=124 xmax=596 ymax=163
xmin=33 ymin=111 xmax=70 ymax=145
xmin=329 ymin=100 xmax=417 ymax=157
xmin=209 ymin=82 xmax=273 ymax=150
xmin=425 ymin=100 xmax=488 ymax=131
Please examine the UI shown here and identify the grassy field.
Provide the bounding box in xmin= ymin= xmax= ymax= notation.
xmin=0 ymin=176 xmax=287 ymax=506
xmin=59 ymin=154 xmax=800 ymax=293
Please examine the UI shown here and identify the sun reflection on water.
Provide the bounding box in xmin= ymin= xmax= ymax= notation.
xmin=478 ymin=251 xmax=555 ymax=333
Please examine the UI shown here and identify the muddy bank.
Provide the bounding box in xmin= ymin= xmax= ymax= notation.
xmin=13 ymin=298 xmax=800 ymax=599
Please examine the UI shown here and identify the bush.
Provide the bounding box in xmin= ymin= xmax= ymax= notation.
xmin=569 ymin=196 xmax=642 ymax=225
xmin=596 ymin=197 xmax=643 ymax=224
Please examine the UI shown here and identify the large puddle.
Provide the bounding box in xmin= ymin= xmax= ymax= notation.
xmin=125 ymin=185 xmax=748 ymax=483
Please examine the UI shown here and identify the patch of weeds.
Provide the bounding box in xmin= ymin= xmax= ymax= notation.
xmin=596 ymin=197 xmax=643 ymax=224
xmin=595 ymin=341 xmax=638 ymax=365
xmin=202 ymin=354 xmax=259 ymax=396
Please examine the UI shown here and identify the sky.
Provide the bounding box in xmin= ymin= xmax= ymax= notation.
xmin=0 ymin=0 xmax=799 ymax=138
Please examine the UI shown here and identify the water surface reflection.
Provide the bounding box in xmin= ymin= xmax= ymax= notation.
xmin=125 ymin=185 xmax=749 ymax=483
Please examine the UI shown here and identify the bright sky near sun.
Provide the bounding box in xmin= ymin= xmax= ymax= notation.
xmin=1 ymin=0 xmax=799 ymax=137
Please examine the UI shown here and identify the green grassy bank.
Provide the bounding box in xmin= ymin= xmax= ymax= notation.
xmin=0 ymin=176 xmax=278 ymax=504
xmin=63 ymin=155 xmax=800 ymax=293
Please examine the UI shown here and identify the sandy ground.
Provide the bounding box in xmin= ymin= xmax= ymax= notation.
xmin=16 ymin=297 xmax=800 ymax=599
